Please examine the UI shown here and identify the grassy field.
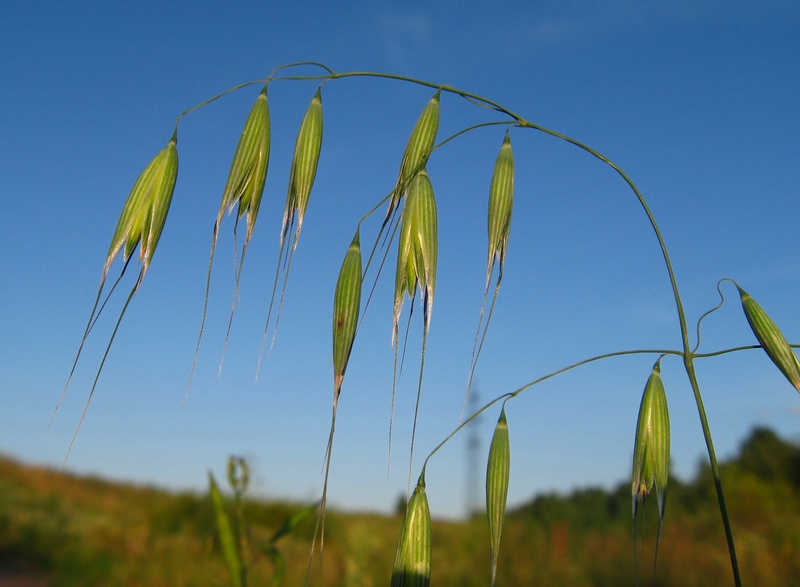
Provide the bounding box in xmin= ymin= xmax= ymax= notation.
xmin=1 ymin=427 xmax=797 ymax=586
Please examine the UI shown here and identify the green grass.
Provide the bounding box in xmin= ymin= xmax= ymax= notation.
xmin=0 ymin=426 xmax=797 ymax=586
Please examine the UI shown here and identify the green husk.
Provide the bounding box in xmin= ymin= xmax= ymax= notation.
xmin=219 ymin=85 xmax=270 ymax=242
xmin=333 ymin=229 xmax=363 ymax=401
xmin=486 ymin=407 xmax=510 ymax=586
xmin=104 ymin=130 xmax=179 ymax=288
xmin=282 ymin=87 xmax=323 ymax=249
xmin=391 ymin=475 xmax=432 ymax=587
xmin=632 ymin=359 xmax=670 ymax=519
xmin=393 ymin=169 xmax=438 ymax=342
xmin=487 ymin=131 xmax=514 ymax=280
xmin=384 ymin=89 xmax=441 ymax=227
xmin=737 ymin=285 xmax=800 ymax=393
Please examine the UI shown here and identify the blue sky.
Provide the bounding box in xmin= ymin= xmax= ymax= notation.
xmin=2 ymin=1 xmax=799 ymax=520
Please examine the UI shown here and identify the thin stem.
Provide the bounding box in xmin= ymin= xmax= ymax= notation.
xmin=422 ymin=348 xmax=681 ymax=471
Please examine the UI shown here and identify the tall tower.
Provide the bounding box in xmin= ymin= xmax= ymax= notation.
xmin=465 ymin=385 xmax=481 ymax=518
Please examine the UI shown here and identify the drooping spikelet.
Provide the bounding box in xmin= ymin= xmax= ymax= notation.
xmin=333 ymin=229 xmax=362 ymax=401
xmin=391 ymin=475 xmax=432 ymax=587
xmin=632 ymin=358 xmax=670 ymax=521
xmin=218 ymin=84 xmax=270 ymax=243
xmin=486 ymin=407 xmax=510 ymax=586
xmin=393 ymin=169 xmax=438 ymax=344
xmin=737 ymin=285 xmax=800 ymax=393
xmin=282 ymin=87 xmax=323 ymax=249
xmin=487 ymin=131 xmax=514 ymax=281
xmin=384 ymin=89 xmax=441 ymax=226
xmin=104 ymin=129 xmax=179 ymax=288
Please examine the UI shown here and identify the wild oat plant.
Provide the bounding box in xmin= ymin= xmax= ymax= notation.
xmin=56 ymin=62 xmax=799 ymax=587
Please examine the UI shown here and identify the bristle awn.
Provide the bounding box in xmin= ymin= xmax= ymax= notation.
xmin=186 ymin=86 xmax=269 ymax=390
xmin=464 ymin=131 xmax=514 ymax=419
xmin=407 ymin=316 xmax=430 ymax=494
xmin=310 ymin=229 xmax=361 ymax=570
xmin=64 ymin=270 xmax=142 ymax=462
xmin=57 ymin=130 xmax=178 ymax=447
xmin=389 ymin=291 xmax=415 ymax=472
xmin=255 ymin=245 xmax=285 ymax=380
xmin=52 ymin=256 xmax=132 ymax=424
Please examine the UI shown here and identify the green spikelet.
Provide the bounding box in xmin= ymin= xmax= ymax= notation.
xmin=738 ymin=285 xmax=800 ymax=393
xmin=391 ymin=474 xmax=432 ymax=587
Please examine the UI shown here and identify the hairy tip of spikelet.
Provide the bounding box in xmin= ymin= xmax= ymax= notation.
xmin=104 ymin=130 xmax=179 ymax=284
xmin=631 ymin=358 xmax=670 ymax=520
xmin=393 ymin=170 xmax=438 ymax=343
xmin=282 ymin=87 xmax=323 ymax=248
xmin=391 ymin=475 xmax=431 ymax=587
xmin=220 ymin=85 xmax=270 ymax=240
xmin=333 ymin=229 xmax=362 ymax=399
xmin=737 ymin=285 xmax=800 ymax=393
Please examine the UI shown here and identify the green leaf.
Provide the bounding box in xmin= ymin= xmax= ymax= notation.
xmin=209 ymin=472 xmax=243 ymax=587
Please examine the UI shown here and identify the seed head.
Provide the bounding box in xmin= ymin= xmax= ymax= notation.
xmin=393 ymin=169 xmax=438 ymax=344
xmin=282 ymin=87 xmax=323 ymax=248
xmin=738 ymin=285 xmax=800 ymax=393
xmin=104 ymin=129 xmax=179 ymax=288
xmin=392 ymin=475 xmax=431 ymax=587
xmin=632 ymin=358 xmax=670 ymax=521
xmin=219 ymin=85 xmax=270 ymax=243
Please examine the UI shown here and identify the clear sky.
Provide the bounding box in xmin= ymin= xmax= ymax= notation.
xmin=2 ymin=1 xmax=799 ymax=520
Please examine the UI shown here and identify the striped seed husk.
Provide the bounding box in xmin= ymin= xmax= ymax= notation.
xmin=219 ymin=85 xmax=270 ymax=242
xmin=282 ymin=87 xmax=323 ymax=248
xmin=385 ymin=89 xmax=441 ymax=224
xmin=333 ymin=230 xmax=362 ymax=400
xmin=393 ymin=169 xmax=438 ymax=343
xmin=487 ymin=131 xmax=514 ymax=279
xmin=391 ymin=476 xmax=432 ymax=587
xmin=631 ymin=358 xmax=670 ymax=520
xmin=738 ymin=285 xmax=800 ymax=393
xmin=104 ymin=129 xmax=179 ymax=283
xmin=486 ymin=407 xmax=510 ymax=586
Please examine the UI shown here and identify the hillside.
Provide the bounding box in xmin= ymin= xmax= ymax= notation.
xmin=1 ymin=427 xmax=798 ymax=586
